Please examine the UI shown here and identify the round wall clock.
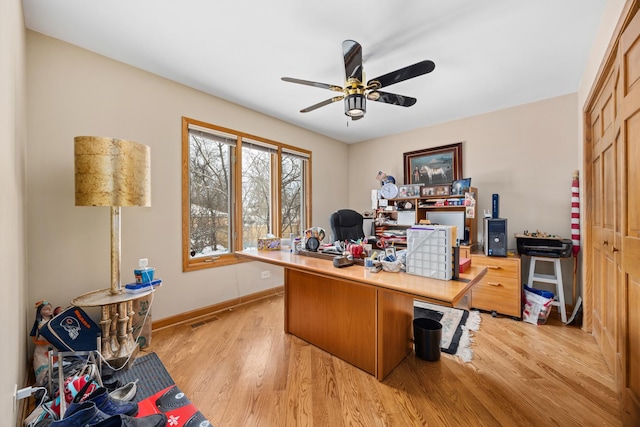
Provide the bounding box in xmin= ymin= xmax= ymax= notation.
xmin=380 ymin=183 xmax=399 ymax=199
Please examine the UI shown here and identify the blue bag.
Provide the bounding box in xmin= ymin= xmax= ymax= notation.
xmin=38 ymin=306 xmax=100 ymax=352
xmin=524 ymin=284 xmax=555 ymax=299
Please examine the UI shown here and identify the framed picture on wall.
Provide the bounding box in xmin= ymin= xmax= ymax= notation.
xmin=397 ymin=184 xmax=422 ymax=199
xmin=451 ymin=178 xmax=471 ymax=195
xmin=404 ymin=142 xmax=463 ymax=186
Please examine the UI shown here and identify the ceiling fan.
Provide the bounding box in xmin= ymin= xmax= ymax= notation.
xmin=282 ymin=40 xmax=435 ymax=120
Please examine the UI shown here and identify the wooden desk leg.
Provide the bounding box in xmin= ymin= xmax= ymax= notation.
xmin=454 ymin=292 xmax=472 ymax=311
xmin=376 ymin=289 xmax=413 ymax=381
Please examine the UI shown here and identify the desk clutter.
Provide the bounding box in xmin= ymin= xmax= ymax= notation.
xmin=290 ymin=226 xmax=470 ymax=280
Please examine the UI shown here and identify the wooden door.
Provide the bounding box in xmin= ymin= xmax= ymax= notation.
xmin=588 ymin=59 xmax=619 ymax=375
xmin=586 ymin=4 xmax=640 ymax=424
xmin=619 ymin=9 xmax=640 ymax=424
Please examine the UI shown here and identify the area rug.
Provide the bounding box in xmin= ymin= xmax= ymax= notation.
xmin=109 ymin=352 xmax=174 ymax=401
xmin=414 ymin=301 xmax=481 ymax=362
xmin=109 ymin=352 xmax=211 ymax=426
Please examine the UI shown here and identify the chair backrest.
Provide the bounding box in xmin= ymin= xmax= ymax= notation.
xmin=329 ymin=209 xmax=365 ymax=242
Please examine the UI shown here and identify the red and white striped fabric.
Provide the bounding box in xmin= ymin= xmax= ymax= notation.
xmin=571 ymin=171 xmax=580 ymax=256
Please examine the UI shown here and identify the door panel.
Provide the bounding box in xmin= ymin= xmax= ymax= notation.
xmin=619 ymin=8 xmax=640 ymax=425
xmin=596 ymin=76 xmax=619 ymax=374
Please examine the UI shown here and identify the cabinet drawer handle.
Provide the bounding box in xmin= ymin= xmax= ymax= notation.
xmin=487 ymin=265 xmax=502 ymax=270
xmin=487 ymin=282 xmax=502 ymax=287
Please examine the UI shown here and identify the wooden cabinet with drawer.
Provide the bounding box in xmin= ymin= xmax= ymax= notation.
xmin=470 ymin=254 xmax=521 ymax=318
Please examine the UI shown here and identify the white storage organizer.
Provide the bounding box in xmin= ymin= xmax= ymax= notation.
xmin=405 ymin=225 xmax=454 ymax=280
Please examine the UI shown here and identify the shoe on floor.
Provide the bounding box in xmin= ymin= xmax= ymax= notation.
xmin=70 ymin=387 xmax=137 ymax=417
xmin=87 ymin=413 xmax=167 ymax=427
xmin=51 ymin=401 xmax=109 ymax=426
xmin=109 ymin=380 xmax=137 ymax=402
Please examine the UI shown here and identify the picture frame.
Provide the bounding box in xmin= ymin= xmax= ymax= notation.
xmin=420 ymin=186 xmax=436 ymax=197
xmin=420 ymin=185 xmax=450 ymax=197
xmin=451 ymin=178 xmax=471 ymax=195
xmin=396 ymin=184 xmax=422 ymax=199
xmin=384 ymin=247 xmax=397 ymax=260
xmin=434 ymin=185 xmax=450 ymax=196
xmin=404 ymin=142 xmax=463 ymax=186
xmin=465 ymin=206 xmax=475 ymax=219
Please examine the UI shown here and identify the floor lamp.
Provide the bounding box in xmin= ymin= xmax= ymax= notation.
xmin=72 ymin=136 xmax=151 ymax=364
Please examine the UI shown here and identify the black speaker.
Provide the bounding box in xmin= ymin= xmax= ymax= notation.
xmin=484 ymin=218 xmax=507 ymax=257
xmin=492 ymin=194 xmax=499 ymax=218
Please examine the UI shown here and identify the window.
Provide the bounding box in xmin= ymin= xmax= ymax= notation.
xmin=182 ymin=117 xmax=311 ymax=271
xmin=281 ymin=149 xmax=308 ymax=238
xmin=241 ymin=139 xmax=275 ymax=249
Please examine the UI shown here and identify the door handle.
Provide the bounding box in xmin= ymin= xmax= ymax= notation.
xmin=603 ymin=240 xmax=609 ymax=245
xmin=487 ymin=266 xmax=502 ymax=270
xmin=487 ymin=282 xmax=502 ymax=287
xmin=612 ymin=247 xmax=619 ymax=252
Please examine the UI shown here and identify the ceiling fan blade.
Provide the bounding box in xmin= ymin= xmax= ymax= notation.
xmin=367 ymin=91 xmax=417 ymax=107
xmin=300 ymin=96 xmax=344 ymax=113
xmin=367 ymin=60 xmax=435 ymax=89
xmin=282 ymin=77 xmax=343 ymax=92
xmin=342 ymin=40 xmax=363 ymax=82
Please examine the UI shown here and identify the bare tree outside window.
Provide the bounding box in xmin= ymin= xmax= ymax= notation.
xmin=282 ymin=153 xmax=304 ymax=237
xmin=182 ymin=117 xmax=311 ymax=271
xmin=242 ymin=145 xmax=272 ymax=249
xmin=188 ymin=132 xmax=232 ymax=257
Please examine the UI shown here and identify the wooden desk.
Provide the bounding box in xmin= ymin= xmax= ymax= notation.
xmin=236 ymin=249 xmax=487 ymax=381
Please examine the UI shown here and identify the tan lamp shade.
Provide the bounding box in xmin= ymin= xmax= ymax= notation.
xmin=75 ymin=136 xmax=151 ymax=207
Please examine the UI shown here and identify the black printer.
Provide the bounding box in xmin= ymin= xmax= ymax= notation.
xmin=516 ymin=234 xmax=573 ymax=258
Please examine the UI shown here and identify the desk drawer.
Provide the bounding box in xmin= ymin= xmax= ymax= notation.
xmin=472 ymin=275 xmax=520 ymax=317
xmin=471 ymin=254 xmax=521 ymax=318
xmin=471 ymin=256 xmax=519 ymax=276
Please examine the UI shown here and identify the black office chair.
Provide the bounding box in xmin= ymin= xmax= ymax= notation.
xmin=329 ymin=209 xmax=365 ymax=242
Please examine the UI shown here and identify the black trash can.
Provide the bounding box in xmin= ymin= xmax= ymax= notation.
xmin=413 ymin=317 xmax=442 ymax=361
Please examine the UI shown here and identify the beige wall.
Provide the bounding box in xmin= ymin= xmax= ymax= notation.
xmin=349 ymin=94 xmax=579 ymax=248
xmin=26 ymin=31 xmax=348 ymax=322
xmin=348 ymin=94 xmax=580 ymax=295
xmin=2 ymin=0 xmax=28 ymax=423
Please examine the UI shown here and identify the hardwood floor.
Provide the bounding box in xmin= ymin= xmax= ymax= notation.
xmin=148 ymin=293 xmax=622 ymax=426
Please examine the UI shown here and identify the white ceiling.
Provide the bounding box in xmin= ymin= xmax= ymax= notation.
xmin=23 ymin=0 xmax=607 ymax=144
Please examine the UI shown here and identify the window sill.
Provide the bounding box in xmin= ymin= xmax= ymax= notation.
xmin=183 ymin=254 xmax=250 ymax=272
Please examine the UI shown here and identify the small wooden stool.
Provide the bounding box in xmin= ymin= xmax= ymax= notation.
xmin=527 ymin=256 xmax=567 ymax=323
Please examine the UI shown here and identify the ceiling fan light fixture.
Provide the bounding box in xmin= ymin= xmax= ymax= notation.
xmin=345 ymin=94 xmax=366 ymax=117
xmin=367 ymin=91 xmax=381 ymax=101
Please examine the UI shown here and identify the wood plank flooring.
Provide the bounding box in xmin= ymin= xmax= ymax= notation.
xmin=148 ymin=293 xmax=622 ymax=426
